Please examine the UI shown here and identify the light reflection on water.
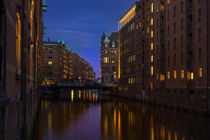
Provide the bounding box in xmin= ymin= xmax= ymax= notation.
xmin=36 ymin=90 xmax=210 ymax=140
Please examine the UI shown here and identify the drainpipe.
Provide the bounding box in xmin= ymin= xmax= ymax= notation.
xmin=21 ymin=0 xmax=27 ymax=139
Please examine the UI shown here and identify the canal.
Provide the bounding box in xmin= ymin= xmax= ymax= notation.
xmin=35 ymin=90 xmax=210 ymax=140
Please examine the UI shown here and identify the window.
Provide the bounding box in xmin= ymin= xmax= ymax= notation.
xmin=48 ymin=61 xmax=53 ymax=65
xmin=16 ymin=13 xmax=21 ymax=76
xmin=181 ymin=1 xmax=183 ymax=13
xmin=174 ymin=7 xmax=176 ymax=17
xmin=174 ymin=23 xmax=176 ymax=33
xmin=151 ymin=2 xmax=154 ymax=13
xmin=151 ymin=30 xmax=154 ymax=38
xmin=199 ymin=68 xmax=203 ymax=78
xmin=151 ymin=18 xmax=154 ymax=26
xmin=151 ymin=66 xmax=154 ymax=76
xmin=174 ymin=71 xmax=177 ymax=79
xmin=151 ymin=42 xmax=154 ymax=50
xmin=174 ymin=39 xmax=176 ymax=49
xmin=199 ymin=48 xmax=202 ymax=61
xmin=168 ymin=56 xmax=170 ymax=66
xmin=151 ymin=55 xmax=154 ymax=63
xmin=199 ymin=28 xmax=202 ymax=41
xmin=167 ymin=72 xmax=170 ymax=79
xmin=103 ymin=57 xmax=109 ymax=63
xmin=167 ymin=0 xmax=170 ymax=4
xmin=48 ymin=56 xmax=52 ymax=59
xmin=181 ymin=70 xmax=184 ymax=79
xmin=147 ymin=27 xmax=149 ymax=34
xmin=181 ymin=53 xmax=183 ymax=64
xmin=174 ymin=55 xmax=176 ymax=65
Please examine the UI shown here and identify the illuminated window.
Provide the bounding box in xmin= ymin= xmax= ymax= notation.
xmin=112 ymin=60 xmax=115 ymax=63
xmin=151 ymin=55 xmax=154 ymax=63
xmin=150 ymin=82 xmax=154 ymax=91
xmin=199 ymin=68 xmax=203 ymax=77
xmin=151 ymin=66 xmax=154 ymax=76
xmin=156 ymin=73 xmax=159 ymax=80
xmin=151 ymin=30 xmax=154 ymax=38
xmin=181 ymin=70 xmax=184 ymax=79
xmin=16 ymin=13 xmax=21 ymax=75
xmin=151 ymin=42 xmax=154 ymax=50
xmin=48 ymin=61 xmax=53 ymax=65
xmin=151 ymin=18 xmax=154 ymax=26
xmin=191 ymin=72 xmax=194 ymax=80
xmin=151 ymin=2 xmax=154 ymax=13
xmin=167 ymin=0 xmax=170 ymax=4
xmin=147 ymin=27 xmax=150 ymax=34
xmin=174 ymin=71 xmax=177 ymax=79
xmin=167 ymin=72 xmax=170 ymax=79
xmin=103 ymin=57 xmax=109 ymax=63
xmin=160 ymin=74 xmax=165 ymax=81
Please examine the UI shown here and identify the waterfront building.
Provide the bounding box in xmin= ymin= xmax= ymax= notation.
xmin=42 ymin=39 xmax=73 ymax=85
xmin=118 ymin=0 xmax=210 ymax=112
xmin=100 ymin=32 xmax=118 ymax=86
xmin=0 ymin=0 xmax=45 ymax=139
xmin=72 ymin=53 xmax=95 ymax=82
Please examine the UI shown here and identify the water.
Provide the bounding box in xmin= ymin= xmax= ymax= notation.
xmin=35 ymin=90 xmax=210 ymax=140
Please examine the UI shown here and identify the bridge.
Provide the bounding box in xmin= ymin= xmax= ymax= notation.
xmin=41 ymin=83 xmax=117 ymax=100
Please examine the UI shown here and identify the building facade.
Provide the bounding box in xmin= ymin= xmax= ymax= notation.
xmin=42 ymin=39 xmax=73 ymax=85
xmin=100 ymin=32 xmax=118 ymax=86
xmin=0 ymin=0 xmax=45 ymax=139
xmin=72 ymin=53 xmax=95 ymax=82
xmin=118 ymin=0 xmax=210 ymax=112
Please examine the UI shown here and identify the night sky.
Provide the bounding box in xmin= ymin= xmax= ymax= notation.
xmin=43 ymin=0 xmax=137 ymax=78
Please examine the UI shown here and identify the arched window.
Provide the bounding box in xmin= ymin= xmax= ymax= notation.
xmin=16 ymin=13 xmax=21 ymax=76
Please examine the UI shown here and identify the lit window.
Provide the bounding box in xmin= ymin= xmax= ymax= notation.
xmin=167 ymin=0 xmax=170 ymax=4
xmin=147 ymin=27 xmax=150 ymax=34
xmin=151 ymin=30 xmax=154 ymax=38
xmin=151 ymin=18 xmax=154 ymax=26
xmin=151 ymin=66 xmax=154 ymax=76
xmin=16 ymin=13 xmax=21 ymax=75
xmin=167 ymin=72 xmax=170 ymax=79
xmin=112 ymin=60 xmax=115 ymax=63
xmin=181 ymin=70 xmax=184 ymax=79
xmin=151 ymin=2 xmax=154 ymax=13
xmin=160 ymin=74 xmax=165 ymax=81
xmin=48 ymin=61 xmax=53 ymax=65
xmin=199 ymin=68 xmax=203 ymax=78
xmin=187 ymin=72 xmax=191 ymax=80
xmin=191 ymin=72 xmax=194 ymax=80
xmin=151 ymin=55 xmax=154 ymax=63
xmin=174 ymin=71 xmax=177 ymax=79
xmin=151 ymin=42 xmax=154 ymax=50
xmin=104 ymin=57 xmax=109 ymax=63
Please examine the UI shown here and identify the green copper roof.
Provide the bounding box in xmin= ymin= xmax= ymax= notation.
xmin=42 ymin=0 xmax=47 ymax=7
xmin=61 ymin=40 xmax=65 ymax=45
xmin=42 ymin=7 xmax=47 ymax=11
xmin=103 ymin=33 xmax=110 ymax=43
xmin=43 ymin=23 xmax=47 ymax=29
xmin=57 ymin=40 xmax=61 ymax=43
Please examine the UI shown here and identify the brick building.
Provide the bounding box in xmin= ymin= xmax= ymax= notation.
xmin=118 ymin=0 xmax=210 ymax=112
xmin=0 ymin=0 xmax=45 ymax=139
xmin=100 ymin=32 xmax=118 ymax=86
xmin=72 ymin=53 xmax=95 ymax=82
xmin=42 ymin=39 xmax=73 ymax=85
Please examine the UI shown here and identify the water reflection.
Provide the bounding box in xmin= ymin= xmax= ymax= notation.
xmin=36 ymin=91 xmax=210 ymax=140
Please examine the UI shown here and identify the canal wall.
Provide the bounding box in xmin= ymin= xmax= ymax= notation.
xmin=116 ymin=88 xmax=210 ymax=116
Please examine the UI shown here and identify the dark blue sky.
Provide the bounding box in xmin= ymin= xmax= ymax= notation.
xmin=44 ymin=0 xmax=137 ymax=78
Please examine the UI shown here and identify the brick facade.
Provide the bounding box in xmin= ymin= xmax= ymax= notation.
xmin=118 ymin=0 xmax=210 ymax=113
xmin=100 ymin=32 xmax=119 ymax=86
xmin=0 ymin=0 xmax=44 ymax=139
